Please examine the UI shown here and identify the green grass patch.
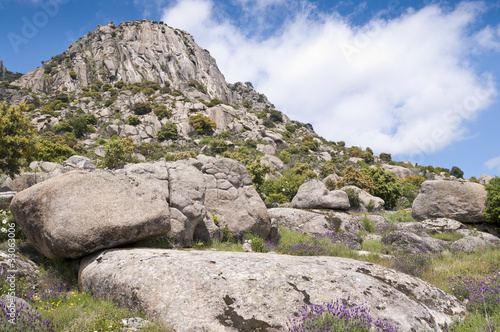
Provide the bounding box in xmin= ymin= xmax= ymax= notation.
xmin=361 ymin=240 xmax=383 ymax=253
xmin=427 ymin=231 xmax=465 ymax=242
xmin=383 ymin=210 xmax=416 ymax=223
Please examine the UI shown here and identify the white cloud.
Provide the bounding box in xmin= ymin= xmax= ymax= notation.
xmin=485 ymin=156 xmax=500 ymax=172
xmin=161 ymin=0 xmax=498 ymax=157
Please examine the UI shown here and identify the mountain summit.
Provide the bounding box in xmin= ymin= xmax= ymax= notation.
xmin=15 ymin=20 xmax=236 ymax=102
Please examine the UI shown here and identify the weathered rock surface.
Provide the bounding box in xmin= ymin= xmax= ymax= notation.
xmin=10 ymin=156 xmax=270 ymax=257
xmin=420 ymin=218 xmax=466 ymax=233
xmin=412 ymin=180 xmax=487 ymax=223
xmin=10 ymin=169 xmax=171 ymax=259
xmin=268 ymin=208 xmax=363 ymax=234
xmin=341 ymin=185 xmax=384 ymax=212
xmin=1 ymin=172 xmax=48 ymax=192
xmin=79 ymin=249 xmax=465 ymax=332
xmin=291 ymin=179 xmax=350 ymax=210
xmin=380 ymin=164 xmax=412 ymax=179
xmin=382 ymin=230 xmax=446 ymax=253
xmin=0 ymin=251 xmax=39 ymax=283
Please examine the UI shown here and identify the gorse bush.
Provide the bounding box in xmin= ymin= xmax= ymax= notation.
xmin=337 ymin=166 xmax=374 ymax=194
xmin=209 ymin=139 xmax=228 ymax=154
xmin=153 ymin=104 xmax=172 ymax=119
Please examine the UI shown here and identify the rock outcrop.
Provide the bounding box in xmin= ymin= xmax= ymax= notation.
xmin=10 ymin=156 xmax=270 ymax=258
xmin=291 ymin=179 xmax=350 ymax=210
xmin=268 ymin=208 xmax=363 ymax=234
xmin=341 ymin=185 xmax=384 ymax=212
xmin=412 ymin=180 xmax=487 ymax=223
xmin=382 ymin=230 xmax=446 ymax=253
xmin=79 ymin=249 xmax=465 ymax=332
xmin=380 ymin=164 xmax=412 ymax=179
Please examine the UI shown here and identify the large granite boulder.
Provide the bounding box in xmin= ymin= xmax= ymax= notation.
xmin=291 ymin=179 xmax=350 ymax=210
xmin=10 ymin=156 xmax=270 ymax=258
xmin=341 ymin=185 xmax=384 ymax=212
xmin=79 ymin=249 xmax=465 ymax=332
xmin=268 ymin=208 xmax=363 ymax=234
xmin=10 ymin=169 xmax=171 ymax=259
xmin=412 ymin=180 xmax=487 ymax=223
xmin=382 ymin=230 xmax=446 ymax=253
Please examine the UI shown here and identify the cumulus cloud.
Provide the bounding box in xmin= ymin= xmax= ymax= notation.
xmin=485 ymin=156 xmax=500 ymax=173
xmin=161 ymin=0 xmax=498 ymax=158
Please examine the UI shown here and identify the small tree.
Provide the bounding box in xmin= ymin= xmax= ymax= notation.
xmin=157 ymin=123 xmax=178 ymax=141
xmin=380 ymin=152 xmax=392 ymax=162
xmin=484 ymin=177 xmax=500 ymax=225
xmin=188 ymin=114 xmax=216 ymax=135
xmin=362 ymin=167 xmax=402 ymax=210
xmin=0 ymin=103 xmax=37 ymax=177
xmin=450 ymin=166 xmax=464 ymax=179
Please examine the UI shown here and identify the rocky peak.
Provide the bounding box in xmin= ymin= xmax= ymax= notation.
xmin=13 ymin=20 xmax=235 ymax=102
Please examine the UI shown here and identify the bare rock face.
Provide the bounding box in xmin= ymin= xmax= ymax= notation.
xmin=79 ymin=249 xmax=465 ymax=332
xmin=292 ymin=179 xmax=350 ymax=210
xmin=412 ymin=180 xmax=487 ymax=223
xmin=10 ymin=156 xmax=270 ymax=258
xmin=10 ymin=170 xmax=171 ymax=259
xmin=14 ymin=21 xmax=234 ymax=102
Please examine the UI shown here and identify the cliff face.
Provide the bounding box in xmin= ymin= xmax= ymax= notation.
xmin=14 ymin=20 xmax=234 ymax=102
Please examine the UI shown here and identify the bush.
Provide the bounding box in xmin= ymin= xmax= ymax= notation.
xmin=35 ymin=139 xmax=76 ymax=162
xmin=209 ymin=139 xmax=228 ymax=154
xmin=100 ymin=136 xmax=136 ymax=169
xmin=362 ymin=167 xmax=402 ymax=210
xmin=319 ymin=160 xmax=338 ymax=179
xmin=154 ymin=104 xmax=172 ymax=119
xmin=69 ymin=70 xmax=77 ymax=79
xmin=142 ymin=87 xmax=155 ymax=96
xmin=336 ymin=166 xmax=374 ymax=194
xmin=392 ymin=247 xmax=431 ymax=277
xmin=343 ymin=188 xmax=360 ymax=210
xmin=269 ymin=110 xmax=283 ymax=123
xmin=285 ymin=123 xmax=296 ymax=133
xmin=244 ymin=233 xmax=265 ymax=252
xmin=189 ymin=114 xmax=216 ymax=135
xmin=302 ymin=135 xmax=318 ymax=151
xmin=380 ymin=152 xmax=392 ymax=162
xmin=165 ymin=151 xmax=196 ymax=161
xmin=132 ymin=102 xmax=152 ymax=115
xmin=484 ymin=176 xmax=500 ymax=225
xmin=127 ymin=115 xmax=141 ymax=126
xmin=262 ymin=163 xmax=316 ymax=202
xmin=0 ymin=103 xmax=37 ymax=177
xmin=157 ymin=123 xmax=178 ymax=141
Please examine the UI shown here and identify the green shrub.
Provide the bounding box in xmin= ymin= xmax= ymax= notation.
xmin=269 ymin=110 xmax=283 ymax=123
xmin=343 ymin=188 xmax=360 ymax=210
xmin=127 ymin=115 xmax=141 ymax=126
xmin=165 ymin=151 xmax=196 ymax=161
xmin=209 ymin=139 xmax=228 ymax=154
xmin=206 ymin=98 xmax=223 ymax=107
xmin=244 ymin=139 xmax=257 ymax=149
xmin=36 ymin=139 xmax=76 ymax=162
xmin=157 ymin=123 xmax=178 ymax=141
xmin=319 ymin=161 xmax=338 ymax=179
xmin=361 ymin=217 xmax=375 ymax=233
xmin=188 ymin=114 xmax=216 ymax=135
xmin=100 ymin=136 xmax=136 ymax=169
xmin=279 ymin=150 xmax=291 ymax=163
xmin=69 ymin=70 xmax=77 ymax=79
xmin=53 ymin=122 xmax=73 ymax=133
xmin=484 ymin=177 xmax=500 ymax=225
xmin=242 ymin=100 xmax=252 ymax=109
xmin=154 ymin=104 xmax=172 ymax=119
xmin=450 ymin=166 xmax=464 ymax=179
xmin=244 ymin=233 xmax=265 ymax=252
xmin=285 ymin=123 xmax=296 ymax=133
xmin=132 ymin=102 xmax=152 ymax=115
xmin=362 ymin=167 xmax=402 ymax=210
xmin=336 ymin=166 xmax=374 ymax=194
xmin=302 ymin=135 xmax=318 ymax=151
xmin=142 ymin=87 xmax=155 ymax=96
xmin=379 ymin=152 xmax=391 ymax=162
xmin=262 ymin=163 xmax=316 ymax=202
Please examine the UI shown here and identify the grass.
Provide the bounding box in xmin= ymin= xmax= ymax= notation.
xmin=427 ymin=231 xmax=465 ymax=242
xmin=361 ymin=239 xmax=384 ymax=253
xmin=383 ymin=210 xmax=416 ymax=223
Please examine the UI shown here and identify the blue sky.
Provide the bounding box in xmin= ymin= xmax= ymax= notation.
xmin=1 ymin=0 xmax=500 ymax=178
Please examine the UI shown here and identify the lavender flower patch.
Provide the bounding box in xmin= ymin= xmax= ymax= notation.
xmin=264 ymin=240 xmax=278 ymax=251
xmin=286 ymin=297 xmax=398 ymax=332
xmin=391 ymin=247 xmax=430 ymax=277
xmin=281 ymin=243 xmax=327 ymax=256
xmin=312 ymin=232 xmax=337 ymax=243
xmin=0 ymin=298 xmax=56 ymax=332
xmin=449 ymin=273 xmax=500 ymax=314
